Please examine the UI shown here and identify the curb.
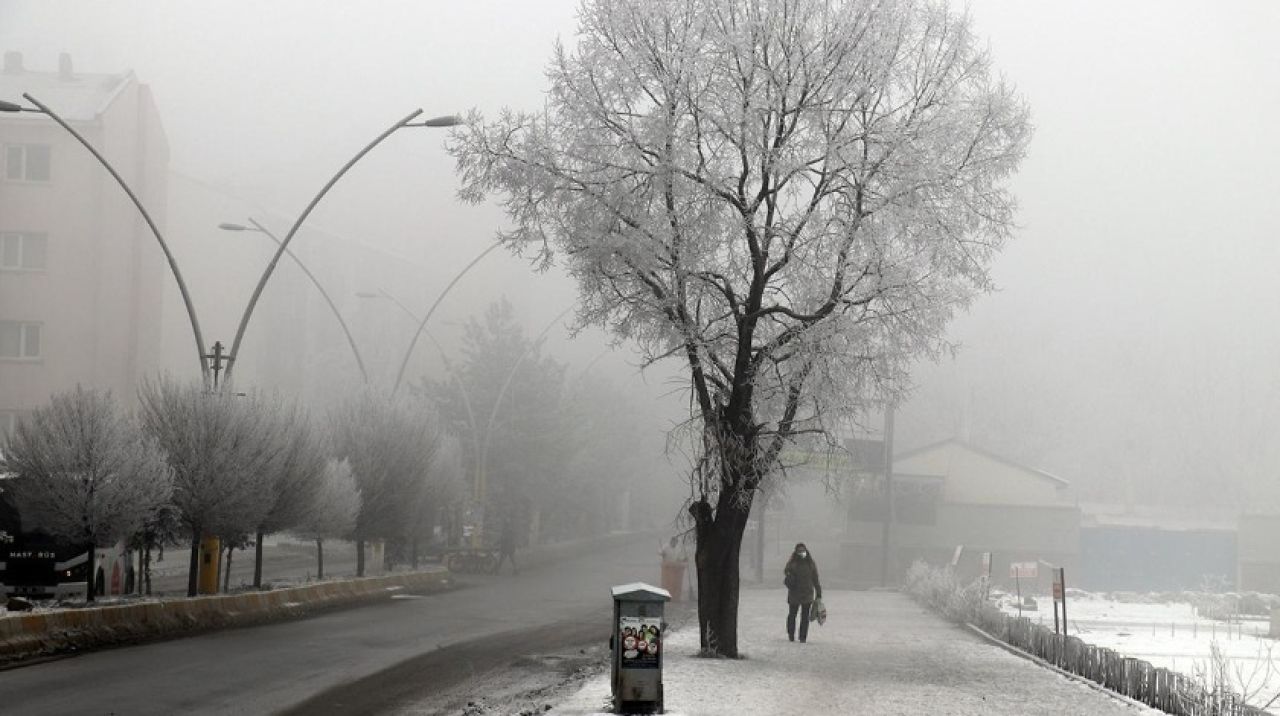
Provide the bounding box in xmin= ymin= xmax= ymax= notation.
xmin=0 ymin=568 xmax=451 ymax=666
xmin=964 ymin=622 xmax=1156 ymax=713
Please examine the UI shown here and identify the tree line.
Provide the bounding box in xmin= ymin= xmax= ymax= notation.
xmin=1 ymin=379 xmax=460 ymax=599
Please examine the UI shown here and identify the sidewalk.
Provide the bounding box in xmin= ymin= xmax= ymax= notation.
xmin=551 ymin=589 xmax=1160 ymax=715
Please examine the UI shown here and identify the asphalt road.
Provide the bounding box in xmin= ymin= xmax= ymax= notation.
xmin=0 ymin=535 xmax=661 ymax=715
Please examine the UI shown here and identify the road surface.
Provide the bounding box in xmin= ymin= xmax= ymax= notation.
xmin=0 ymin=535 xmax=662 ymax=715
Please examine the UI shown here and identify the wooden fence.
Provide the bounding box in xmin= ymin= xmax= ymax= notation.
xmin=971 ymin=605 xmax=1269 ymax=716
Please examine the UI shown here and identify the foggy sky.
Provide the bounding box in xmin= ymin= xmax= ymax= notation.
xmin=2 ymin=1 xmax=1278 ymax=506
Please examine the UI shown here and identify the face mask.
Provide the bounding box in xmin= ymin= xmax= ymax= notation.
xmin=798 ymin=551 xmax=808 ymax=558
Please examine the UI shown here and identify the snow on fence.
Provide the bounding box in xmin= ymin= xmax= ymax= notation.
xmin=972 ymin=602 xmax=1267 ymax=715
xmin=904 ymin=563 xmax=1268 ymax=715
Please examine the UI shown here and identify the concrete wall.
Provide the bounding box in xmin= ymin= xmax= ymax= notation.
xmin=1238 ymin=514 xmax=1280 ymax=593
xmin=0 ymin=567 xmax=450 ymax=664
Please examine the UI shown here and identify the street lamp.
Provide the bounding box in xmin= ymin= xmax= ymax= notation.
xmin=218 ymin=219 xmax=369 ymax=384
xmin=359 ymin=289 xmax=486 ymax=543
xmin=390 ymin=241 xmax=504 ymax=395
xmin=5 ymin=93 xmax=211 ymax=382
xmin=222 ymin=111 xmax=463 ymax=386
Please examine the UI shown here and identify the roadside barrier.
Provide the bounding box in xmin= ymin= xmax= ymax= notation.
xmin=0 ymin=568 xmax=450 ymax=664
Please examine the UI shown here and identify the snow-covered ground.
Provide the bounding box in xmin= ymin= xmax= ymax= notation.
xmin=999 ymin=592 xmax=1279 ymax=711
xmin=551 ymin=589 xmax=1157 ymax=715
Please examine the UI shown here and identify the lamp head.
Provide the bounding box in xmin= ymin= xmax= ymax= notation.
xmin=218 ymin=222 xmax=249 ymax=232
xmin=419 ymin=114 xmax=464 ymax=128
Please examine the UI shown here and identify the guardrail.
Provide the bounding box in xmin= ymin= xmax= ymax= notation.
xmin=0 ymin=568 xmax=450 ymax=664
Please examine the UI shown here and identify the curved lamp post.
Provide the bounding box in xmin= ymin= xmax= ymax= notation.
xmin=473 ymin=305 xmax=574 ymax=543
xmin=222 ymin=110 xmax=462 ymax=386
xmin=357 ymin=289 xmax=481 ymax=448
xmin=4 ymin=94 xmax=211 ymax=382
xmin=389 ymin=241 xmax=504 ymax=396
xmin=359 ymin=289 xmax=486 ymax=543
xmin=219 ymin=219 xmax=369 ymax=384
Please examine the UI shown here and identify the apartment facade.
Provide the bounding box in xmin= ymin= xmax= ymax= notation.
xmin=0 ymin=51 xmax=168 ymax=441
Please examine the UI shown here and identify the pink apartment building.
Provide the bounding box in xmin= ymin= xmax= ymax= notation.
xmin=0 ymin=51 xmax=168 ymax=441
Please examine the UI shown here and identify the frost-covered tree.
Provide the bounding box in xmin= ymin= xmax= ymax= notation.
xmin=328 ymin=392 xmax=445 ymax=576
xmin=252 ymin=407 xmax=326 ymax=588
xmin=420 ymin=299 xmax=570 ymax=545
xmin=137 ymin=378 xmax=289 ymax=596
xmin=294 ymin=458 xmax=360 ymax=579
xmin=452 ymin=0 xmax=1030 ymax=655
xmin=3 ymin=387 xmax=173 ymax=601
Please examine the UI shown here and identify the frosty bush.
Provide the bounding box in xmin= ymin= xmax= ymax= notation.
xmin=903 ymin=560 xmax=986 ymax=623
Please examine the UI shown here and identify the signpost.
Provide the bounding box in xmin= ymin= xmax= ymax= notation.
xmin=981 ymin=551 xmax=992 ymax=599
xmin=1008 ymin=561 xmax=1038 ymax=616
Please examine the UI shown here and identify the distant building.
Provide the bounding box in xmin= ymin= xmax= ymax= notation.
xmin=0 ymin=51 xmax=168 ymax=440
xmin=840 ymin=438 xmax=1080 ymax=590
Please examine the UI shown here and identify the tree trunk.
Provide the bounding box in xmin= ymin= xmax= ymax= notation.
xmin=187 ymin=533 xmax=200 ymax=597
xmin=755 ymin=492 xmax=768 ymax=583
xmin=690 ymin=487 xmax=754 ymax=658
xmin=143 ymin=542 xmax=152 ymax=596
xmin=223 ymin=546 xmax=234 ymax=593
xmin=85 ymin=541 xmax=97 ymax=603
xmin=316 ymin=539 xmax=325 ymax=580
xmin=356 ymin=538 xmax=365 ymax=577
xmin=253 ymin=529 xmax=265 ymax=589
xmin=411 ymin=536 xmax=419 ymax=569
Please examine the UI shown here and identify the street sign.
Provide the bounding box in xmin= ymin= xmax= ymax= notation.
xmin=1051 ymin=570 xmax=1064 ymax=601
xmin=950 ymin=545 xmax=964 ymax=568
xmin=1010 ymin=561 xmax=1038 ymax=580
xmin=980 ymin=551 xmax=992 ymax=579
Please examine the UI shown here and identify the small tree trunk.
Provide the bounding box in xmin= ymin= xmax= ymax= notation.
xmin=223 ymin=546 xmax=234 ymax=593
xmin=253 ymin=529 xmax=265 ymax=589
xmin=143 ymin=542 xmax=152 ymax=596
xmin=411 ymin=536 xmax=420 ymax=569
xmin=316 ymin=539 xmax=325 ymax=580
xmin=85 ymin=541 xmax=97 ymax=603
xmin=187 ymin=533 xmax=200 ymax=597
xmin=356 ymin=538 xmax=365 ymax=577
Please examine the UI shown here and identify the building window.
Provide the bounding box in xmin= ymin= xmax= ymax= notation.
xmin=0 ymin=321 xmax=41 ymax=359
xmin=0 ymin=232 xmax=48 ymax=270
xmin=4 ymin=144 xmax=51 ymax=182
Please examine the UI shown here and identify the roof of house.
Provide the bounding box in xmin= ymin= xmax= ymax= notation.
xmin=0 ymin=64 xmax=134 ymax=122
xmin=894 ymin=438 xmax=1071 ymax=488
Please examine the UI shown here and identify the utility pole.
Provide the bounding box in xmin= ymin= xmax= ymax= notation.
xmin=879 ymin=403 xmax=896 ymax=588
xmin=204 ymin=341 xmax=233 ymax=393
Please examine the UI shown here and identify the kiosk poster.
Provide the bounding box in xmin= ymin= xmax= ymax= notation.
xmin=619 ymin=616 xmax=661 ymax=669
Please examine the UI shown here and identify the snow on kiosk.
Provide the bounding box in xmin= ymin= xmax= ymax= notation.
xmin=611 ymin=582 xmax=671 ymax=714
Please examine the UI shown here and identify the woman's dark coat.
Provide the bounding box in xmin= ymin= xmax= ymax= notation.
xmin=784 ymin=556 xmax=822 ymax=606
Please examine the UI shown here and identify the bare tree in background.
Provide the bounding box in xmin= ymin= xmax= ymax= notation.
xmin=137 ymin=378 xmax=288 ymax=596
xmin=329 ymin=392 xmax=445 ymax=576
xmin=252 ymin=408 xmax=326 ymax=588
xmin=294 ymin=458 xmax=360 ymax=580
xmin=407 ymin=434 xmax=464 ymax=567
xmin=3 ymin=387 xmax=172 ymax=601
xmin=452 ymin=0 xmax=1030 ymax=655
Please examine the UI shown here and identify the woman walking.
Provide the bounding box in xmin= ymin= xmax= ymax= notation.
xmin=784 ymin=543 xmax=822 ymax=643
